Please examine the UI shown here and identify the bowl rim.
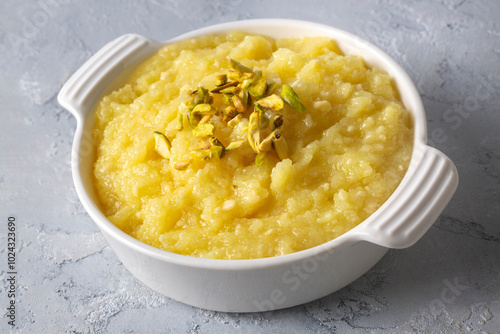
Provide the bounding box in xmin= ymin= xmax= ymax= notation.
xmin=70 ymin=18 xmax=429 ymax=270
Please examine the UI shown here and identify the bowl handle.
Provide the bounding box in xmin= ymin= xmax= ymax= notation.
xmin=57 ymin=34 xmax=160 ymax=121
xmin=351 ymin=143 xmax=459 ymax=249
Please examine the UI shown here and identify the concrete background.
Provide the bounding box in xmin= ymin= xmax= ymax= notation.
xmin=1 ymin=0 xmax=499 ymax=333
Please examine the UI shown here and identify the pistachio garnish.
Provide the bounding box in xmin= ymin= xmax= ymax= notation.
xmin=232 ymin=95 xmax=247 ymax=114
xmin=248 ymin=75 xmax=267 ymax=99
xmin=222 ymin=93 xmax=233 ymax=106
xmin=153 ymin=131 xmax=171 ymax=159
xmin=266 ymin=81 xmax=278 ymax=95
xmin=216 ymin=74 xmax=228 ymax=87
xmin=192 ymin=123 xmax=215 ymax=137
xmin=192 ymin=103 xmax=214 ymax=115
xmin=258 ymin=130 xmax=277 ymax=152
xmin=190 ymin=136 xmax=225 ymax=160
xmin=280 ymin=84 xmax=306 ymax=113
xmin=176 ymin=111 xmax=184 ymax=131
xmin=225 ymin=139 xmax=245 ymax=151
xmin=227 ymin=114 xmax=243 ymax=128
xmin=272 ymin=132 xmax=288 ymax=160
xmin=211 ymin=80 xmax=238 ymax=93
xmin=254 ymin=152 xmax=266 ymax=166
xmin=222 ymin=105 xmax=237 ymax=120
xmin=174 ymin=161 xmax=191 ymax=170
xmin=156 ymin=58 xmax=307 ymax=169
xmin=229 ymin=59 xmax=252 ymax=73
xmin=255 ymin=94 xmax=284 ymax=111
xmin=273 ymin=114 xmax=284 ymax=129
xmin=247 ymin=111 xmax=260 ymax=153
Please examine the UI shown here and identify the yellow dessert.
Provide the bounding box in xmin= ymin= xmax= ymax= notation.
xmin=93 ymin=32 xmax=413 ymax=259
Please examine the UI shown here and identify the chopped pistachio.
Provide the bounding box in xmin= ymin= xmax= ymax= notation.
xmin=248 ymin=75 xmax=267 ymax=99
xmin=220 ymin=86 xmax=240 ymax=94
xmin=192 ymin=123 xmax=215 ymax=137
xmin=187 ymin=102 xmax=197 ymax=111
xmin=209 ymin=137 xmax=225 ymax=158
xmin=266 ymin=81 xmax=278 ymax=95
xmin=191 ymin=139 xmax=224 ymax=160
xmin=225 ymin=139 xmax=245 ymax=151
xmin=255 ymin=94 xmax=284 ymax=111
xmin=192 ymin=103 xmax=215 ymax=115
xmin=199 ymin=114 xmax=212 ymax=125
xmin=232 ymin=95 xmax=247 ymax=114
xmin=247 ymin=111 xmax=260 ymax=153
xmin=258 ymin=108 xmax=270 ymax=129
xmin=227 ymin=114 xmax=243 ymax=128
xmin=222 ymin=105 xmax=237 ymax=119
xmin=192 ymin=86 xmax=206 ymax=104
xmin=240 ymin=78 xmax=252 ymax=91
xmin=188 ymin=112 xmax=200 ymax=128
xmin=229 ymin=58 xmax=252 ymax=73
xmin=174 ymin=161 xmax=191 ymax=170
xmin=280 ymin=84 xmax=306 ymax=113
xmin=227 ymin=70 xmax=241 ymax=81
xmin=153 ymin=131 xmax=171 ymax=159
xmin=255 ymin=152 xmax=266 ymax=166
xmin=211 ymin=80 xmax=238 ymax=93
xmin=273 ymin=114 xmax=284 ymax=129
xmin=176 ymin=112 xmax=183 ymax=131
xmin=216 ymin=74 xmax=228 ymax=87
xmin=272 ymin=132 xmax=288 ymax=160
xmin=238 ymin=88 xmax=249 ymax=108
xmin=258 ymin=130 xmax=277 ymax=152
xmin=175 ymin=58 xmax=302 ymax=169
xmin=222 ymin=93 xmax=233 ymax=106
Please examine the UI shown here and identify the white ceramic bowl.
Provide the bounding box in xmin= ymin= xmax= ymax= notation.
xmin=58 ymin=19 xmax=458 ymax=312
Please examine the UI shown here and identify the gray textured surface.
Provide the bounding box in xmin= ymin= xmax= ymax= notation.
xmin=1 ymin=0 xmax=499 ymax=333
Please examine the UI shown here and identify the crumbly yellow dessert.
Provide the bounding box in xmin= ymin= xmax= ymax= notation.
xmin=93 ymin=31 xmax=413 ymax=259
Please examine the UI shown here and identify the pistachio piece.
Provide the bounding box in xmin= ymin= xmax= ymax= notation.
xmin=191 ymin=137 xmax=224 ymax=160
xmin=227 ymin=114 xmax=243 ymax=128
xmin=222 ymin=93 xmax=233 ymax=106
xmin=258 ymin=107 xmax=270 ymax=129
xmin=248 ymin=75 xmax=267 ymax=99
xmin=220 ymin=86 xmax=240 ymax=94
xmin=255 ymin=94 xmax=284 ymax=111
xmin=238 ymin=88 xmax=250 ymax=108
xmin=216 ymin=74 xmax=228 ymax=87
xmin=272 ymin=132 xmax=288 ymax=160
xmin=188 ymin=112 xmax=199 ymax=128
xmin=174 ymin=161 xmax=191 ymax=170
xmin=222 ymin=105 xmax=237 ymax=119
xmin=255 ymin=152 xmax=266 ymax=166
xmin=209 ymin=137 xmax=225 ymax=158
xmin=153 ymin=131 xmax=171 ymax=159
xmin=192 ymin=103 xmax=215 ymax=115
xmin=258 ymin=130 xmax=277 ymax=152
xmin=229 ymin=58 xmax=252 ymax=73
xmin=232 ymin=94 xmax=247 ymax=114
xmin=192 ymin=86 xmax=207 ymax=104
xmin=176 ymin=112 xmax=184 ymax=131
xmin=225 ymin=139 xmax=245 ymax=151
xmin=192 ymin=123 xmax=215 ymax=137
xmin=199 ymin=114 xmax=212 ymax=125
xmin=247 ymin=111 xmax=260 ymax=153
xmin=273 ymin=114 xmax=284 ymax=129
xmin=266 ymin=81 xmax=278 ymax=95
xmin=227 ymin=70 xmax=241 ymax=81
xmin=280 ymin=84 xmax=306 ymax=113
xmin=211 ymin=80 xmax=239 ymax=93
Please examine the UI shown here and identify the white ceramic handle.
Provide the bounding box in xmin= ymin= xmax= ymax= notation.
xmin=57 ymin=34 xmax=159 ymax=122
xmin=352 ymin=143 xmax=459 ymax=249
